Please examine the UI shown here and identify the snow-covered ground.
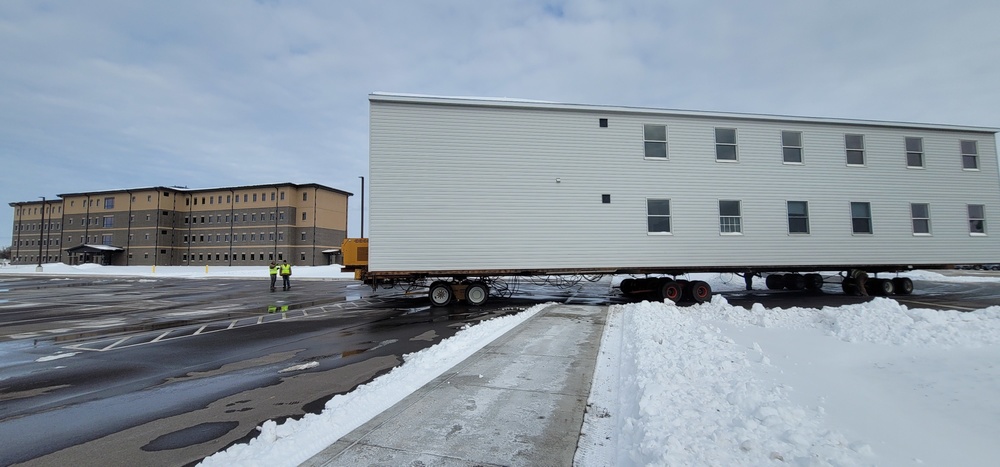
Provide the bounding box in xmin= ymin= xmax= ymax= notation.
xmin=4 ymin=264 xmax=1000 ymax=465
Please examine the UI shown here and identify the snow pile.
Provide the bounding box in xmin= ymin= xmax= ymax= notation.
xmin=198 ymin=303 xmax=548 ymax=466
xmin=690 ymin=297 xmax=1000 ymax=348
xmin=583 ymin=297 xmax=872 ymax=466
xmin=579 ymin=295 xmax=1000 ymax=466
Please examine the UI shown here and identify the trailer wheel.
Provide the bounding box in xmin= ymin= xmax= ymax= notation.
xmin=619 ymin=278 xmax=635 ymax=295
xmin=465 ymin=282 xmax=489 ymax=306
xmin=784 ymin=273 xmax=806 ymax=290
xmin=428 ymin=281 xmax=453 ymax=307
xmin=892 ymin=277 xmax=914 ymax=295
xmin=869 ymin=278 xmax=895 ymax=296
xmin=805 ymin=273 xmax=824 ymax=291
xmin=765 ymin=274 xmax=784 ymax=290
xmin=659 ymin=280 xmax=682 ymax=302
xmin=689 ymin=280 xmax=712 ymax=303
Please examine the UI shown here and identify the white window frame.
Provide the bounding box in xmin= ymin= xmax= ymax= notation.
xmin=910 ymin=203 xmax=931 ymax=235
xmin=643 ymin=124 xmax=668 ymax=159
xmin=961 ymin=140 xmax=979 ymax=170
xmin=850 ymin=202 xmax=873 ymax=234
xmin=646 ymin=198 xmax=672 ymax=235
xmin=787 ymin=201 xmax=809 ymax=234
xmin=715 ymin=128 xmax=738 ymax=162
xmin=719 ymin=200 xmax=743 ymax=235
xmin=969 ymin=204 xmax=987 ymax=235
xmin=845 ymin=134 xmax=865 ymax=166
xmin=781 ymin=130 xmax=803 ymax=164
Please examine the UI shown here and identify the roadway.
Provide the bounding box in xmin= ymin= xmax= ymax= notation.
xmin=0 ymin=272 xmax=995 ymax=465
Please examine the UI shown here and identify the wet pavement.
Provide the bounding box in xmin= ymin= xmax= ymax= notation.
xmin=1 ymin=272 xmax=997 ymax=465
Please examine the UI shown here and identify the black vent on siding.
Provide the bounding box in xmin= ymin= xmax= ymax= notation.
xmin=599 ymin=118 xmax=608 ymax=128
xmin=602 ymin=194 xmax=611 ymax=204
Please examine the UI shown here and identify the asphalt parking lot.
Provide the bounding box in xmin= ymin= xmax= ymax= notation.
xmin=0 ymin=271 xmax=996 ymax=466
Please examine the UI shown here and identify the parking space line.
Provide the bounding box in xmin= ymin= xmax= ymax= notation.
xmin=102 ymin=337 xmax=132 ymax=351
xmin=55 ymin=297 xmax=386 ymax=352
xmin=150 ymin=331 xmax=171 ymax=342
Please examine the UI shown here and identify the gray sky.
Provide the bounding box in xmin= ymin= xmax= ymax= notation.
xmin=3 ymin=0 xmax=999 ymax=246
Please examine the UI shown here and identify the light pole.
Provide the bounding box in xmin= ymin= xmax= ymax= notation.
xmin=358 ymin=176 xmax=365 ymax=238
xmin=36 ymin=196 xmax=45 ymax=272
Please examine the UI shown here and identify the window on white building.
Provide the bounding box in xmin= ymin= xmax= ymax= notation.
xmin=715 ymin=128 xmax=738 ymax=161
xmin=781 ymin=131 xmax=802 ymax=163
xmin=719 ymin=200 xmax=742 ymax=234
xmin=643 ymin=124 xmax=667 ymax=159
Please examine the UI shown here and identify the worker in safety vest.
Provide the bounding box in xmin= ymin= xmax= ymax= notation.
xmin=268 ymin=262 xmax=278 ymax=292
xmin=280 ymin=260 xmax=292 ymax=290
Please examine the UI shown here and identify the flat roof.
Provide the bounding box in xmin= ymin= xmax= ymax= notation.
xmin=55 ymin=182 xmax=352 ymax=199
xmin=370 ymin=92 xmax=999 ymax=134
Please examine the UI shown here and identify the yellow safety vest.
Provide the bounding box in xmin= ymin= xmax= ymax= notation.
xmin=268 ymin=265 xmax=278 ymax=275
xmin=280 ymin=264 xmax=291 ymax=275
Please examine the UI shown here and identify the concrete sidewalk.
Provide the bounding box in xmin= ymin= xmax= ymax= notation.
xmin=302 ymin=304 xmax=608 ymax=466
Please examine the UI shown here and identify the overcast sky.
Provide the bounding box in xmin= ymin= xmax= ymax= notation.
xmin=3 ymin=0 xmax=999 ymax=246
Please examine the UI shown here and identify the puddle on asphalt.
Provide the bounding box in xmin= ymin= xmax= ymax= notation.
xmin=142 ymin=421 xmax=240 ymax=451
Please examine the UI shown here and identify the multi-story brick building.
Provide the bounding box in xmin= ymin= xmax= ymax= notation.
xmin=8 ymin=183 xmax=352 ymax=266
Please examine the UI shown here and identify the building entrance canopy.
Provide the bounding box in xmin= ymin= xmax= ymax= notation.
xmin=66 ymin=244 xmax=123 ymax=265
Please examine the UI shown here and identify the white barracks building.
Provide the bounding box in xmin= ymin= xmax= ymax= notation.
xmin=367 ymin=93 xmax=1000 ymax=278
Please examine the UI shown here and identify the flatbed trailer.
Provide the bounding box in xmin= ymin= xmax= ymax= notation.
xmin=341 ymin=238 xmax=942 ymax=305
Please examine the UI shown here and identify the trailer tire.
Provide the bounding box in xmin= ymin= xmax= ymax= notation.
xmin=659 ymin=280 xmax=682 ymax=302
xmin=805 ymin=273 xmax=824 ymax=291
xmin=765 ymin=274 xmax=784 ymax=290
xmin=784 ymin=273 xmax=807 ymax=290
xmin=892 ymin=277 xmax=914 ymax=295
xmin=619 ymin=278 xmax=636 ymax=295
xmin=428 ymin=281 xmax=454 ymax=307
xmin=689 ymin=280 xmax=712 ymax=303
xmin=869 ymin=278 xmax=895 ymax=296
xmin=465 ymin=282 xmax=489 ymax=306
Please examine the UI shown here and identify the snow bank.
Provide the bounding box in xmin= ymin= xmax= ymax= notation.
xmin=579 ymin=295 xmax=1000 ymax=466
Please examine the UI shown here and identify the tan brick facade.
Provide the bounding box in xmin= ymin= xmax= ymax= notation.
xmin=9 ymin=183 xmax=351 ymax=266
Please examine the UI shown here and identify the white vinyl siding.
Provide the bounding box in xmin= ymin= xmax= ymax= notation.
xmin=369 ymin=95 xmax=1000 ymax=271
